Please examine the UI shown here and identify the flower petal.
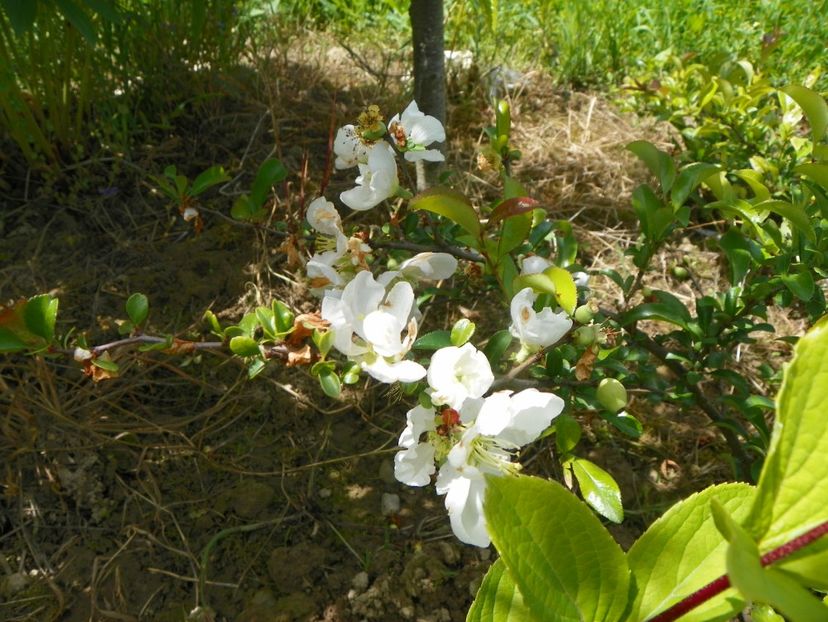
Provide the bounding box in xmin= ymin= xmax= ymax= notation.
xmin=394 ymin=443 xmax=436 ymax=487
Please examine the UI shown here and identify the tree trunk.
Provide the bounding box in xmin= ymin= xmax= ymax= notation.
xmin=409 ymin=0 xmax=446 ymax=191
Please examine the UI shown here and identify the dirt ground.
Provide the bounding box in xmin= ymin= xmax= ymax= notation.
xmin=0 ymin=38 xmax=787 ymax=622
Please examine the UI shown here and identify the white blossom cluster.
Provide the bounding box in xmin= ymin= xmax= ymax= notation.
xmin=304 ymin=101 xmax=576 ymax=547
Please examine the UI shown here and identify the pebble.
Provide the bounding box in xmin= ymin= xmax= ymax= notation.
xmin=351 ymin=570 xmax=369 ymax=591
xmin=318 ymin=487 xmax=332 ymax=499
xmin=378 ymin=459 xmax=396 ymax=484
xmin=381 ymin=493 xmax=400 ymax=516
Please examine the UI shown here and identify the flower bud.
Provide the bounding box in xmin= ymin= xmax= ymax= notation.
xmin=597 ymin=378 xmax=627 ymax=414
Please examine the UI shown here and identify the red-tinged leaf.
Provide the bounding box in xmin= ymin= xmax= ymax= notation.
xmin=489 ymin=197 xmax=540 ymax=228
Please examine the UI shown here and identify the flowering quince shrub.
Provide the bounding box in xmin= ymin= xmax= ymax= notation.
xmin=4 ymin=86 xmax=828 ymax=621
xmin=467 ymin=319 xmax=828 ymax=621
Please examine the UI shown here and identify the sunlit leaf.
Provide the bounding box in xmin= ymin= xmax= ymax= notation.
xmin=411 ymin=187 xmax=481 ymax=238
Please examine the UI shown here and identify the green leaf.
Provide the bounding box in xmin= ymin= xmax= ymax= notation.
xmin=754 ymin=200 xmax=815 ymax=243
xmin=23 ymin=294 xmax=58 ymax=342
xmin=627 ymin=141 xmax=676 ymax=193
xmin=54 ymin=0 xmax=96 ymax=43
xmin=512 ymin=266 xmax=577 ymax=315
xmin=485 ymin=475 xmax=630 ymax=622
xmin=570 ymin=458 xmax=623 ymax=523
xmin=190 ymin=166 xmax=230 ymax=197
xmin=318 ymin=369 xmax=341 ymax=398
xmin=273 ymin=300 xmax=294 ymax=334
xmin=780 ymin=267 xmax=815 ymax=301
xmin=554 ymin=414 xmax=581 ymax=454
xmin=247 ymin=358 xmax=266 ymax=379
xmin=632 ymin=184 xmax=674 ymax=240
xmin=229 ymin=336 xmax=261 ymax=357
xmin=714 ymin=500 xmax=828 ymax=622
xmin=450 ymin=319 xmax=475 ymax=347
xmin=1 ymin=0 xmax=37 ymax=35
xmin=604 ymin=411 xmax=642 ymax=438
xmin=91 ymin=357 xmax=119 ymax=372
xmin=0 ymin=327 xmax=27 ymax=353
xmin=203 ymin=310 xmax=223 ymax=336
xmin=782 ymin=85 xmax=828 ymax=142
xmin=483 ymin=330 xmax=512 ymax=366
xmin=256 ymin=306 xmax=277 ymax=339
xmin=746 ymin=317 xmax=828 ymax=555
xmin=496 ymin=212 xmax=532 ymax=259
xmin=796 ymin=163 xmax=828 ymax=191
xmin=413 ymin=330 xmax=452 ymax=351
xmin=627 ymin=483 xmax=755 ymax=622
xmin=312 ymin=329 xmax=334 ymax=357
xmin=231 ymin=195 xmax=263 ymax=221
xmin=411 ymin=187 xmax=481 ymax=238
xmin=619 ymin=303 xmax=688 ymax=329
xmin=250 ymin=159 xmax=288 ymax=205
xmin=467 ymin=559 xmax=539 ymax=622
xmin=125 ymin=293 xmax=149 ymax=326
xmin=719 ymin=229 xmax=755 ymax=284
xmin=671 ymin=163 xmax=719 ymax=209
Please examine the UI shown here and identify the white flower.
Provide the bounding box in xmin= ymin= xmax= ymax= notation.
xmin=521 ymin=255 xmax=552 ymax=275
xmin=427 ymin=343 xmax=494 ymax=409
xmin=334 ymin=124 xmax=370 ymax=169
xmin=573 ymin=271 xmax=590 ymax=289
xmin=388 ymin=101 xmax=446 ymax=163
xmin=394 ymin=388 xmax=565 ymax=547
xmin=399 ymin=252 xmax=458 ymax=281
xmin=340 ymin=143 xmax=399 ymax=211
xmin=306 ymin=197 xmax=343 ymax=237
xmin=509 ymin=287 xmax=572 ymax=349
xmin=321 ymin=270 xmax=425 ymax=383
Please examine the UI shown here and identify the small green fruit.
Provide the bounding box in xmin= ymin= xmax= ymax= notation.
xmin=574 ymin=301 xmax=598 ymax=324
xmin=672 ymin=266 xmax=690 ymax=280
xmin=597 ymin=378 xmax=628 ymax=414
xmin=573 ymin=326 xmax=596 ymax=346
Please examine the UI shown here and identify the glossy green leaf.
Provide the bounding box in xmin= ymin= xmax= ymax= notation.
xmin=514 ymin=267 xmax=577 ymax=315
xmin=450 ymin=319 xmax=475 ymax=347
xmin=714 ymin=500 xmax=828 ymax=622
xmin=746 ymin=317 xmax=828 ymax=555
xmin=783 ymin=86 xmax=828 ymax=142
xmin=23 ymin=294 xmax=58 ymax=342
xmin=627 ymin=483 xmax=754 ymax=622
xmin=413 ymin=330 xmax=452 ymax=351
xmin=190 ymin=165 xmax=230 ymax=197
xmin=496 ymin=212 xmax=532 ymax=258
xmin=483 ymin=330 xmax=512 ymax=366
xmin=485 ymin=475 xmax=629 ymax=622
xmin=719 ymin=229 xmax=755 ymax=284
xmin=0 ymin=327 xmax=27 ymax=353
xmin=125 ymin=293 xmax=149 ymax=326
xmin=671 ymin=162 xmax=719 ymax=209
xmin=467 ymin=559 xmax=538 ymax=622
xmin=256 ymin=307 xmax=277 ymax=339
xmin=250 ymin=159 xmax=288 ymax=205
xmin=755 ymin=200 xmax=815 ymax=243
xmin=570 ymin=458 xmax=623 ymax=523
xmin=628 ymin=141 xmax=676 ymax=193
xmin=229 ymin=336 xmax=261 ymax=357
xmin=273 ymin=300 xmax=294 ymax=334
xmin=318 ymin=369 xmax=341 ymax=398
xmin=632 ymin=184 xmax=674 ymax=240
xmin=1 ymin=0 xmax=37 ymax=35
xmin=604 ymin=411 xmax=642 ymax=438
xmin=411 ymin=187 xmax=481 ymax=238
xmin=203 ymin=310 xmax=223 ymax=336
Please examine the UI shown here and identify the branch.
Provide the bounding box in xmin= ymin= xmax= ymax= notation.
xmin=647 ymin=519 xmax=828 ymax=622
xmin=625 ymin=323 xmax=751 ymax=477
xmin=56 ymin=335 xmax=289 ymax=360
xmin=373 ymin=239 xmax=484 ymax=263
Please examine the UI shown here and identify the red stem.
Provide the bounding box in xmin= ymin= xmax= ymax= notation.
xmin=647 ymin=519 xmax=828 ymax=622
